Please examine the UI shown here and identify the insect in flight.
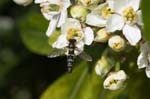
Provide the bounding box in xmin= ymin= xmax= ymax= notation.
xmin=48 ymin=39 xmax=92 ymax=73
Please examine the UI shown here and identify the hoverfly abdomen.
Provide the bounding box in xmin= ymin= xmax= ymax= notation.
xmin=67 ymin=39 xmax=76 ymax=73
xmin=67 ymin=57 xmax=74 ymax=73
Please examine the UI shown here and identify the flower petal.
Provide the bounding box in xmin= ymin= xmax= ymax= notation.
xmin=61 ymin=18 xmax=81 ymax=34
xmin=76 ymin=41 xmax=84 ymax=50
xmin=140 ymin=42 xmax=150 ymax=53
xmin=107 ymin=0 xmax=140 ymax=13
xmin=137 ymin=10 xmax=143 ymax=26
xmin=84 ymin=27 xmax=94 ymax=45
xmin=35 ymin=0 xmax=47 ymax=3
xmin=128 ymin=0 xmax=140 ymax=11
xmin=42 ymin=12 xmax=53 ymax=21
xmin=93 ymin=2 xmax=107 ymax=13
xmin=62 ymin=0 xmax=71 ymax=9
xmin=46 ymin=15 xmax=59 ymax=37
xmin=57 ymin=9 xmax=67 ymax=27
xmin=123 ymin=24 xmax=141 ymax=46
xmin=137 ymin=53 xmax=148 ymax=69
xmin=86 ymin=13 xmax=106 ymax=27
xmin=75 ymin=41 xmax=84 ymax=55
xmin=52 ymin=34 xmax=68 ymax=49
xmin=106 ymin=14 xmax=124 ymax=32
xmin=107 ymin=0 xmax=128 ymax=13
xmin=46 ymin=0 xmax=60 ymax=5
xmin=146 ymin=66 xmax=150 ymax=78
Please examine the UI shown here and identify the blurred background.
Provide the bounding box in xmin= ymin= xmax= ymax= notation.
xmin=0 ymin=0 xmax=150 ymax=99
xmin=0 ymin=0 xmax=68 ymax=99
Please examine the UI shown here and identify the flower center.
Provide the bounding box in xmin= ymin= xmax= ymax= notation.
xmin=41 ymin=4 xmax=61 ymax=13
xmin=99 ymin=6 xmax=114 ymax=19
xmin=123 ymin=7 xmax=138 ymax=25
xmin=105 ymin=79 xmax=119 ymax=87
xmin=111 ymin=42 xmax=124 ymax=51
xmin=66 ymin=28 xmax=82 ymax=40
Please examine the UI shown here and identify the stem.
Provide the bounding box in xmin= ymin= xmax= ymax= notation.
xmin=115 ymin=62 xmax=120 ymax=71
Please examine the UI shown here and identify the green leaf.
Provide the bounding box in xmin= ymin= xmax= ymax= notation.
xmin=141 ymin=0 xmax=150 ymax=41
xmin=19 ymin=11 xmax=54 ymax=55
xmin=40 ymin=62 xmax=104 ymax=99
xmin=40 ymin=62 xmax=125 ymax=99
xmin=40 ymin=62 xmax=91 ymax=99
xmin=0 ymin=0 xmax=8 ymax=9
xmin=0 ymin=48 xmax=19 ymax=77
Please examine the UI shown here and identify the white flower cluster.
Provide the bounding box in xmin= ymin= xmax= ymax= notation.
xmin=34 ymin=0 xmax=143 ymax=54
xmin=16 ymin=0 xmax=150 ymax=90
xmin=33 ymin=0 xmax=145 ymax=90
xmin=35 ymin=0 xmax=94 ymax=56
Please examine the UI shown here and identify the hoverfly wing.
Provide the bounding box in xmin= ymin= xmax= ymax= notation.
xmin=48 ymin=49 xmax=65 ymax=58
xmin=75 ymin=48 xmax=92 ymax=61
xmin=78 ymin=51 xmax=92 ymax=61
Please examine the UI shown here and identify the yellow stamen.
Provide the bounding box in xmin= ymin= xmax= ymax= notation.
xmin=113 ymin=42 xmax=121 ymax=49
xmin=99 ymin=6 xmax=114 ymax=19
xmin=123 ymin=7 xmax=138 ymax=25
xmin=66 ymin=28 xmax=82 ymax=40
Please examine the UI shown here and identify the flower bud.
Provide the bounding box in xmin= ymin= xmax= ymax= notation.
xmin=108 ymin=35 xmax=126 ymax=52
xmin=94 ymin=28 xmax=110 ymax=43
xmin=103 ymin=70 xmax=127 ymax=90
xmin=13 ymin=0 xmax=32 ymax=6
xmin=95 ymin=56 xmax=112 ymax=77
xmin=70 ymin=5 xmax=89 ymax=22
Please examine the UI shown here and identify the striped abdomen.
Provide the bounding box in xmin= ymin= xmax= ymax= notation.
xmin=67 ymin=39 xmax=76 ymax=73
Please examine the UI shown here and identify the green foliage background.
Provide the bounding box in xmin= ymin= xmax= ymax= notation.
xmin=0 ymin=0 xmax=150 ymax=99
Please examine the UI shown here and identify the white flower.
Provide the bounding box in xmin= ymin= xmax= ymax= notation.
xmin=108 ymin=35 xmax=126 ymax=52
xmin=86 ymin=2 xmax=114 ymax=27
xmin=106 ymin=0 xmax=143 ymax=46
xmin=103 ymin=70 xmax=127 ymax=90
xmin=137 ymin=42 xmax=150 ymax=78
xmin=52 ymin=18 xmax=94 ymax=55
xmin=13 ymin=0 xmax=32 ymax=6
xmin=35 ymin=0 xmax=71 ymax=37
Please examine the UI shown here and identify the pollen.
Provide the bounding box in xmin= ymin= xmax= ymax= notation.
xmin=99 ymin=6 xmax=114 ymax=19
xmin=113 ymin=42 xmax=121 ymax=49
xmin=123 ymin=7 xmax=138 ymax=25
xmin=66 ymin=28 xmax=82 ymax=40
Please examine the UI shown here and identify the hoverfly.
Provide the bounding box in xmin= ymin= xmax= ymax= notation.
xmin=48 ymin=39 xmax=92 ymax=73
